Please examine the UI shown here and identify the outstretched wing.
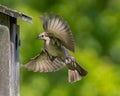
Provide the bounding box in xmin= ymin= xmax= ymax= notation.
xmin=40 ymin=13 xmax=75 ymax=52
xmin=24 ymin=50 xmax=65 ymax=72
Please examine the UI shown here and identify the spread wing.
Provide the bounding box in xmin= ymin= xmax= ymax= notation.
xmin=24 ymin=50 xmax=65 ymax=72
xmin=40 ymin=13 xmax=75 ymax=52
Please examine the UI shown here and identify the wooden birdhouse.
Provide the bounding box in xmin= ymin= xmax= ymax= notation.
xmin=0 ymin=5 xmax=32 ymax=96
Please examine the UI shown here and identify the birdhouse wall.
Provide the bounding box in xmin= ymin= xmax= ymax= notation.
xmin=0 ymin=13 xmax=20 ymax=96
xmin=0 ymin=24 xmax=11 ymax=96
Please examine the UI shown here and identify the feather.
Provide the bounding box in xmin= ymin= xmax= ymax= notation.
xmin=40 ymin=13 xmax=75 ymax=52
xmin=24 ymin=50 xmax=65 ymax=72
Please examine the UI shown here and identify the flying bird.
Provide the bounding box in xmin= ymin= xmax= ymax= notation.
xmin=24 ymin=13 xmax=88 ymax=83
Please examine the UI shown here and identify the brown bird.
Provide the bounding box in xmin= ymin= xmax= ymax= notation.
xmin=24 ymin=13 xmax=88 ymax=83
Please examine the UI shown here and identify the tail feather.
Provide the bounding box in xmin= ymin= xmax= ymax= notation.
xmin=68 ymin=69 xmax=82 ymax=83
xmin=67 ymin=62 xmax=88 ymax=83
xmin=75 ymin=62 xmax=88 ymax=76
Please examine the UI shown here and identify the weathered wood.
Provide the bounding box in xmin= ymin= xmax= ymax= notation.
xmin=0 ymin=25 xmax=11 ymax=96
xmin=10 ymin=23 xmax=20 ymax=96
xmin=0 ymin=5 xmax=32 ymax=23
xmin=0 ymin=5 xmax=32 ymax=96
xmin=0 ymin=14 xmax=20 ymax=96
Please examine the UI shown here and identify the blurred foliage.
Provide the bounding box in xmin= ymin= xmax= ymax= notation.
xmin=1 ymin=0 xmax=120 ymax=96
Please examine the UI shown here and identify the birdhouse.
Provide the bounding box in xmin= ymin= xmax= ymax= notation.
xmin=0 ymin=5 xmax=32 ymax=96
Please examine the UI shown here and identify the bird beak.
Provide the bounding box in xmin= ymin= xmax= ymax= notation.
xmin=36 ymin=35 xmax=41 ymax=39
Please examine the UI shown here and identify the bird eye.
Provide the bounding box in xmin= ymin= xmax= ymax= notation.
xmin=41 ymin=35 xmax=44 ymax=37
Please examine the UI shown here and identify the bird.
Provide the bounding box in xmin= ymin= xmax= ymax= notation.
xmin=23 ymin=13 xmax=88 ymax=83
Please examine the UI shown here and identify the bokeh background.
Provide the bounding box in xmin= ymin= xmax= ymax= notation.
xmin=1 ymin=0 xmax=120 ymax=96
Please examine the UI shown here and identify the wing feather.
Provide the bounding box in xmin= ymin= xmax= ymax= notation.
xmin=24 ymin=50 xmax=65 ymax=72
xmin=40 ymin=13 xmax=75 ymax=52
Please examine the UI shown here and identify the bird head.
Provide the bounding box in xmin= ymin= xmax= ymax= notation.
xmin=37 ymin=32 xmax=49 ymax=40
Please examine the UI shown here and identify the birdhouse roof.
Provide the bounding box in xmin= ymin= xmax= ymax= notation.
xmin=0 ymin=5 xmax=32 ymax=23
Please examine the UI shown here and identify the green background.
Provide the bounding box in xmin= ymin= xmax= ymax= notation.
xmin=1 ymin=0 xmax=120 ymax=96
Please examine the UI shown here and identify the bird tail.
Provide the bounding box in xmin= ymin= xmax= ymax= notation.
xmin=67 ymin=62 xmax=88 ymax=83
